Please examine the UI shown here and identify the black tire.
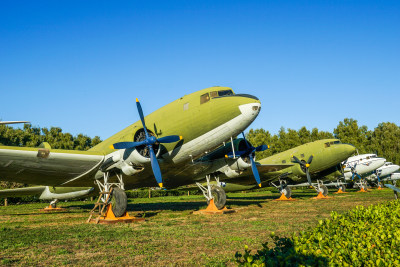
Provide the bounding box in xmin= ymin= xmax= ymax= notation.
xmin=110 ymin=188 xmax=127 ymax=217
xmin=281 ymin=186 xmax=292 ymax=199
xmin=207 ymin=185 xmax=226 ymax=210
xmin=339 ymin=184 xmax=346 ymax=192
xmin=319 ymin=185 xmax=328 ymax=196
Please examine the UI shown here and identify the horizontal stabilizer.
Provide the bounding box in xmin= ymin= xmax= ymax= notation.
xmin=384 ymin=184 xmax=400 ymax=193
xmin=256 ymin=164 xmax=293 ymax=173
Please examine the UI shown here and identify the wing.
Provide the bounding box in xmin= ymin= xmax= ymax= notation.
xmin=0 ymin=146 xmax=104 ymax=187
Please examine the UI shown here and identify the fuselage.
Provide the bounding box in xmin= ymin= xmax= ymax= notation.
xmin=365 ymin=162 xmax=400 ymax=181
xmin=90 ymin=86 xmax=262 ymax=188
xmin=343 ymin=154 xmax=386 ymax=180
xmin=221 ymin=139 xmax=356 ymax=186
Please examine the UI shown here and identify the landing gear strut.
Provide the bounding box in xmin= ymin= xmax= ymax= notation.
xmin=194 ymin=175 xmax=234 ymax=214
xmin=272 ymin=179 xmax=294 ymax=200
xmin=312 ymin=180 xmax=330 ymax=199
xmin=88 ymin=172 xmax=143 ymax=224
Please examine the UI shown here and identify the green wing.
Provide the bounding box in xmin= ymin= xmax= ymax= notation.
xmin=0 ymin=146 xmax=104 ymax=187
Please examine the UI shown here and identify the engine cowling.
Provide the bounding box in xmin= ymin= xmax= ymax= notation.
xmin=101 ymin=128 xmax=160 ymax=176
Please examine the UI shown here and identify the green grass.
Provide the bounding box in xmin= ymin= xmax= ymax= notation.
xmin=0 ymin=187 xmax=395 ymax=266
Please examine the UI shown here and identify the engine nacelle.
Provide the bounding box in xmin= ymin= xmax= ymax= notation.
xmin=223 ymin=167 xmax=242 ymax=178
xmin=290 ymin=163 xmax=306 ymax=177
xmin=228 ymin=157 xmax=251 ymax=171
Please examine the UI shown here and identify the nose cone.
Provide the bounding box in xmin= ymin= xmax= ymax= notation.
xmin=236 ymin=94 xmax=261 ymax=121
xmin=343 ymin=144 xmax=356 ymax=157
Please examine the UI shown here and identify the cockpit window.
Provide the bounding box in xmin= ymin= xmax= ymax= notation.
xmin=218 ymin=90 xmax=234 ymax=97
xmin=325 ymin=142 xmax=330 ymax=148
xmin=333 ymin=141 xmax=340 ymax=144
xmin=200 ymin=93 xmax=210 ymax=104
xmin=210 ymin=91 xmax=218 ymax=98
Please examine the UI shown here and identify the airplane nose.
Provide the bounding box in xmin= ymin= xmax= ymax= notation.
xmin=239 ymin=102 xmax=261 ymax=120
xmin=343 ymin=144 xmax=356 ymax=156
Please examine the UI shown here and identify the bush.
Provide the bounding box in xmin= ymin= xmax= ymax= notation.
xmin=235 ymin=200 xmax=400 ymax=266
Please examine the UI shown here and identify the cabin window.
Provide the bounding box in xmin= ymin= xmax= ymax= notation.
xmin=210 ymin=91 xmax=218 ymax=98
xmin=282 ymin=160 xmax=286 ymax=163
xmin=183 ymin=103 xmax=189 ymax=111
xmin=200 ymin=93 xmax=210 ymax=104
xmin=301 ymin=154 xmax=305 ymax=158
xmin=325 ymin=142 xmax=330 ymax=148
xmin=218 ymin=90 xmax=234 ymax=96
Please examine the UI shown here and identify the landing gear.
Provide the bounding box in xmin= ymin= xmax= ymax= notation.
xmin=195 ymin=175 xmax=234 ymax=214
xmin=272 ymin=179 xmax=294 ymax=200
xmin=317 ymin=184 xmax=328 ymax=197
xmin=312 ymin=180 xmax=330 ymax=199
xmin=206 ymin=185 xmax=226 ymax=210
xmin=88 ymin=172 xmax=142 ymax=224
xmin=355 ymin=179 xmax=370 ymax=193
xmin=41 ymin=199 xmax=66 ymax=211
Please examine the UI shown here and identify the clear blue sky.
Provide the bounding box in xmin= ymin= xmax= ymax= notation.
xmin=1 ymin=1 xmax=399 ymax=139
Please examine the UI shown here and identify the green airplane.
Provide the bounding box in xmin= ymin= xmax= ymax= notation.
xmin=0 ymin=86 xmax=291 ymax=215
xmin=206 ymin=138 xmax=356 ymax=198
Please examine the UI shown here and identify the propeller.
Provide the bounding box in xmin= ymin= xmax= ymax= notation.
xmin=226 ymin=132 xmax=269 ymax=187
xmin=291 ymin=154 xmax=314 ymax=185
xmin=110 ymin=98 xmax=182 ymax=188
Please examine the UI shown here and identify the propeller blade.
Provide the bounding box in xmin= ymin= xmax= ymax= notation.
xmin=249 ymin=155 xmax=262 ymax=187
xmin=136 ymin=99 xmax=149 ymax=138
xmin=291 ymin=155 xmax=302 ymax=164
xmin=307 ymin=155 xmax=314 ymax=165
xmin=305 ymin=168 xmax=312 ymax=185
xmin=255 ymin=145 xmax=269 ymax=152
xmin=242 ymin=132 xmax=251 ymax=148
xmin=110 ymin=141 xmax=146 ymax=150
xmin=157 ymin=135 xmax=182 ymax=144
xmin=148 ymin=145 xmax=163 ymax=187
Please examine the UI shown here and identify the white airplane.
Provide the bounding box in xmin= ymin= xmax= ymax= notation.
xmin=365 ymin=162 xmax=400 ymax=185
xmin=342 ymin=153 xmax=386 ymax=181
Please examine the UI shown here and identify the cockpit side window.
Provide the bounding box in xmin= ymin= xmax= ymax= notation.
xmin=200 ymin=93 xmax=210 ymax=104
xmin=333 ymin=141 xmax=340 ymax=144
xmin=325 ymin=142 xmax=330 ymax=148
xmin=218 ymin=90 xmax=234 ymax=96
xmin=210 ymin=91 xmax=218 ymax=98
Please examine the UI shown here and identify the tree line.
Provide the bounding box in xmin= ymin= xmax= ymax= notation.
xmin=0 ymin=124 xmax=102 ymax=150
xmin=247 ymin=118 xmax=400 ymax=165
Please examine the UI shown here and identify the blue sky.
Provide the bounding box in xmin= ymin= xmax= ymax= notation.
xmin=1 ymin=1 xmax=399 ymax=139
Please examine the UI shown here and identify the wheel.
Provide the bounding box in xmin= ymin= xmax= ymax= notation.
xmin=339 ymin=184 xmax=346 ymax=192
xmin=207 ymin=185 xmax=226 ymax=210
xmin=281 ymin=186 xmax=292 ymax=199
xmin=110 ymin=188 xmax=127 ymax=217
xmin=319 ymin=185 xmax=328 ymax=196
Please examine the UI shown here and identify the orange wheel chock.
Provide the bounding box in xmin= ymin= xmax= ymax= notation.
xmin=333 ymin=188 xmax=347 ymax=194
xmin=377 ymin=186 xmax=383 ymax=190
xmin=193 ymin=199 xmax=235 ymax=215
xmin=275 ymin=194 xmax=296 ymax=201
xmin=312 ymin=192 xmax=331 ymax=199
xmin=41 ymin=206 xmax=66 ymax=212
xmin=89 ymin=205 xmax=145 ymax=224
xmin=357 ymin=188 xmax=369 ymax=193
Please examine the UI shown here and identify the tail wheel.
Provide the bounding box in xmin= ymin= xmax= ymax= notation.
xmin=339 ymin=184 xmax=346 ymax=192
xmin=110 ymin=188 xmax=127 ymax=217
xmin=319 ymin=185 xmax=328 ymax=196
xmin=207 ymin=185 xmax=226 ymax=210
xmin=281 ymin=186 xmax=292 ymax=198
